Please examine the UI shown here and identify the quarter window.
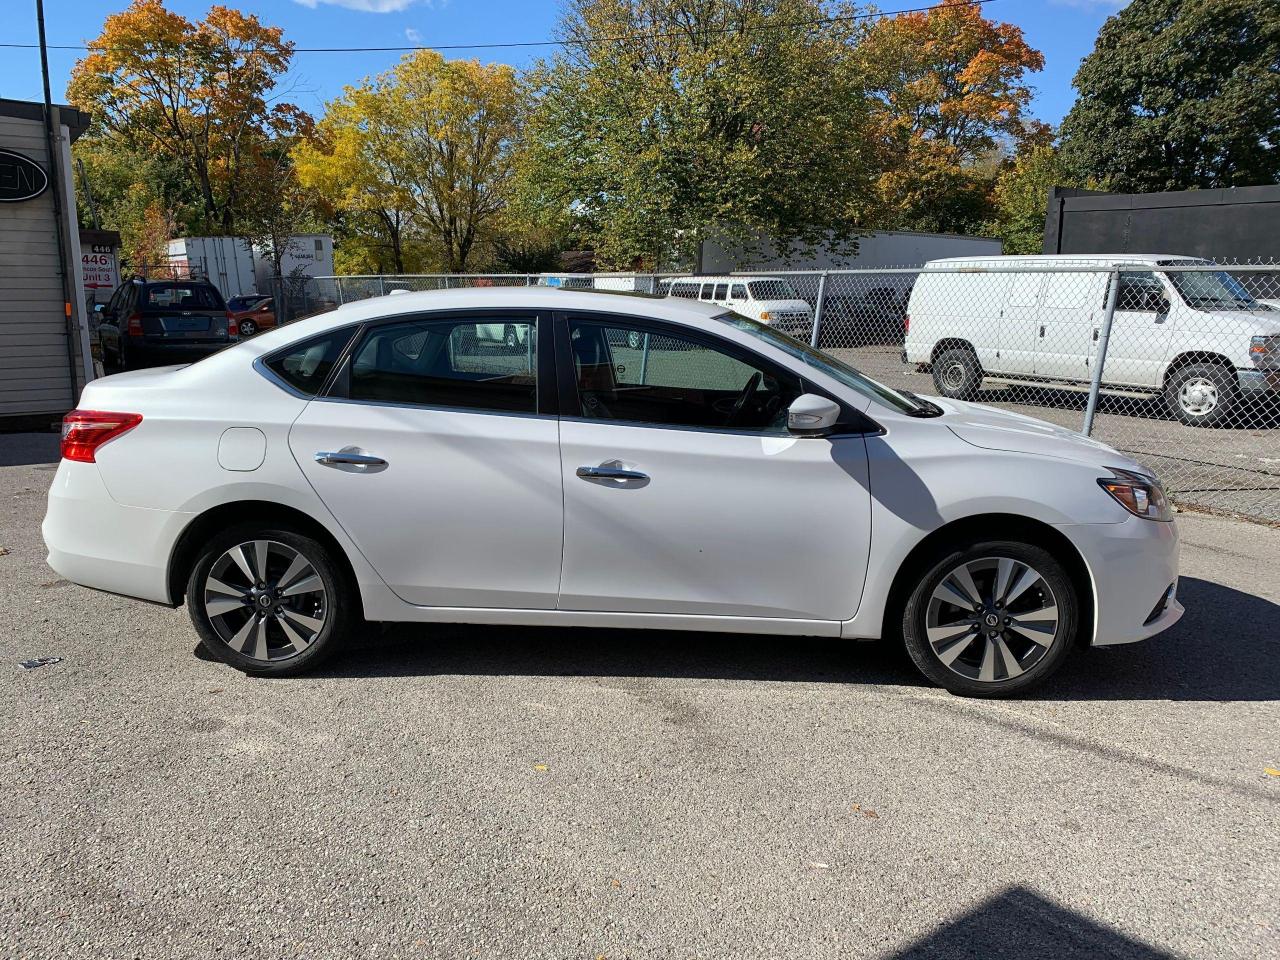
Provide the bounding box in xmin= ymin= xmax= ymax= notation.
xmin=263 ymin=328 xmax=355 ymax=396
xmin=348 ymin=318 xmax=537 ymax=413
xmin=567 ymin=318 xmax=801 ymax=432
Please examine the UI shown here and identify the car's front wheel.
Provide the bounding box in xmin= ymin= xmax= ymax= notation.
xmin=186 ymin=524 xmax=356 ymax=676
xmin=901 ymin=540 xmax=1078 ymax=697
xmin=1164 ymin=362 xmax=1240 ymax=428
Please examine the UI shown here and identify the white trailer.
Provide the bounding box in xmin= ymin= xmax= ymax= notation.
xmin=166 ymin=237 xmax=257 ymax=301
xmin=252 ymin=234 xmax=334 ymax=288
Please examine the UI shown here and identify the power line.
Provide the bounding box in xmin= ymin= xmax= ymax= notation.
xmin=1 ymin=1 xmax=997 ymax=55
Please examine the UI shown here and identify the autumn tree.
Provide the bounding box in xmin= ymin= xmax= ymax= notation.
xmin=68 ymin=0 xmax=311 ymax=235
xmin=856 ymin=0 xmax=1046 ymax=233
xmin=1060 ymin=0 xmax=1280 ymax=191
xmin=520 ymin=0 xmax=877 ymax=269
xmin=294 ymin=50 xmax=520 ymax=273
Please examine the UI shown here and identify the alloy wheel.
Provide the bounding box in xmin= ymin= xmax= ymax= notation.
xmin=201 ymin=539 xmax=327 ymax=663
xmin=925 ymin=556 xmax=1060 ymax=683
xmin=238 ymin=319 xmax=257 ymax=337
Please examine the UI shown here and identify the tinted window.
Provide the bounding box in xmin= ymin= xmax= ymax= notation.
xmin=731 ymin=284 xmax=747 ymax=299
xmin=713 ymin=283 xmax=728 ymax=300
xmin=568 ymin=318 xmax=800 ymax=432
xmin=748 ymin=280 xmax=797 ymax=300
xmin=349 ymin=318 xmax=536 ymax=413
xmin=1115 ymin=272 xmax=1166 ymax=311
xmin=263 ymin=328 xmax=354 ymax=396
xmin=143 ymin=284 xmax=224 ymax=309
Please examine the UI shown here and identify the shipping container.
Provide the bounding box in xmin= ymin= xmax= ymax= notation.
xmin=166 ymin=237 xmax=257 ymax=301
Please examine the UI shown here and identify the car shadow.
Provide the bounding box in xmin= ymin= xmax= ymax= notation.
xmin=310 ymin=577 xmax=1278 ymax=703
xmin=879 ymin=885 xmax=1176 ymax=959
xmin=0 ymin=433 xmax=60 ymax=467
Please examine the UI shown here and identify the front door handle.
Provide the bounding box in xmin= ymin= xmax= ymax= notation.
xmin=576 ymin=465 xmax=648 ymax=482
xmin=315 ymin=451 xmax=387 ymax=467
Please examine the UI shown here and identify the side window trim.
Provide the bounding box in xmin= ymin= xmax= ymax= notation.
xmin=551 ymin=310 xmax=811 ymax=432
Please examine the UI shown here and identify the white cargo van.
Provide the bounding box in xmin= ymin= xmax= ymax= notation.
xmin=659 ymin=276 xmax=813 ymax=338
xmin=904 ymin=255 xmax=1280 ymax=427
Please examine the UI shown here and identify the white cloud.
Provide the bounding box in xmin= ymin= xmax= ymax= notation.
xmin=293 ymin=0 xmax=421 ymax=13
xmin=405 ymin=27 xmax=423 ymax=43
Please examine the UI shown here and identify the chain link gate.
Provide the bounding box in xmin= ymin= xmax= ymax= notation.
xmin=270 ymin=261 xmax=1280 ymax=523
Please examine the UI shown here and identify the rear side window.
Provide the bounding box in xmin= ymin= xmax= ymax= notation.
xmin=143 ymin=284 xmax=224 ymax=309
xmin=1040 ymin=274 xmax=1092 ymax=310
xmin=1006 ymin=274 xmax=1042 ymax=308
xmin=263 ymin=329 xmax=355 ymax=396
xmin=731 ymin=284 xmax=747 ymax=299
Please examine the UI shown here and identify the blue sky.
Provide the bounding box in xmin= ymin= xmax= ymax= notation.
xmin=3 ymin=0 xmax=1127 ymax=126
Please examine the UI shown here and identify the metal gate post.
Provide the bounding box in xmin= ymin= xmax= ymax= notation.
xmin=809 ymin=271 xmax=829 ymax=348
xmin=1082 ymin=266 xmax=1120 ymax=437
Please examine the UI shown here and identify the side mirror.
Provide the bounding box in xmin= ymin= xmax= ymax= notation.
xmin=1142 ymin=291 xmax=1170 ymax=313
xmin=93 ymin=303 xmax=105 ymax=313
xmin=787 ymin=393 xmax=842 ymax=437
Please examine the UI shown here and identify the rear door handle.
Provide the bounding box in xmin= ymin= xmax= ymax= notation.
xmin=576 ymin=465 xmax=648 ymax=481
xmin=315 ymin=451 xmax=387 ymax=467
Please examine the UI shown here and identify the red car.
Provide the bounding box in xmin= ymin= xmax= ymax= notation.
xmin=226 ymin=295 xmax=278 ymax=337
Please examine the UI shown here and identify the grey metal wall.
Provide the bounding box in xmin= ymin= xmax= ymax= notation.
xmin=0 ymin=103 xmax=92 ymax=426
xmin=1043 ymin=185 xmax=1280 ymax=262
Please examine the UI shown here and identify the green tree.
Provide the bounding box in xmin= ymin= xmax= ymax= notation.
xmin=1060 ymin=0 xmax=1280 ymax=191
xmin=987 ymin=144 xmax=1082 ymax=254
xmin=520 ymin=0 xmax=876 ymax=269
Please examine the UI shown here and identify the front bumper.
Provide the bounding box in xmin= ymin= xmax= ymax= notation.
xmin=1057 ymin=515 xmax=1183 ymax=646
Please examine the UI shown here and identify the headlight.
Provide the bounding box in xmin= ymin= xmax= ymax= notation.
xmin=1098 ymin=467 xmax=1174 ymax=521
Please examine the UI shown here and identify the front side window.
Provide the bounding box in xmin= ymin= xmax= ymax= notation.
xmin=348 ymin=317 xmax=536 ymax=413
xmin=568 ymin=318 xmax=801 ymax=432
xmin=263 ymin=328 xmax=356 ymax=396
xmin=1114 ymin=272 xmax=1167 ymax=311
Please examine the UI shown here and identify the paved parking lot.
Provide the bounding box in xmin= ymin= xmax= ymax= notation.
xmin=2 ymin=433 xmax=1278 ymax=959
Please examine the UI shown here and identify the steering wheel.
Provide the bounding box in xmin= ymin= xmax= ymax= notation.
xmin=726 ymin=371 xmax=763 ymax=427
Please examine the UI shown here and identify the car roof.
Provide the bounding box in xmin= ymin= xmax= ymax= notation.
xmin=923 ymin=254 xmax=1210 ymax=267
xmin=265 ymin=287 xmax=729 ymax=340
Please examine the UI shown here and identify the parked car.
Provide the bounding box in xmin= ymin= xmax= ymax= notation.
xmin=45 ymin=288 xmax=1182 ymax=697
xmin=226 ymin=295 xmax=277 ymax=337
xmin=819 ymin=286 xmax=911 ymax=347
xmin=659 ymin=276 xmax=814 ymax=339
xmin=904 ymin=255 xmax=1280 ymax=427
xmin=97 ymin=279 xmax=238 ymax=371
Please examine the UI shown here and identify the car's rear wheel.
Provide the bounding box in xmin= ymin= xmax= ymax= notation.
xmin=901 ymin=540 xmax=1078 ymax=697
xmin=186 ymin=524 xmax=355 ymax=676
xmin=1164 ymin=362 xmax=1240 ymax=428
xmin=238 ymin=318 xmax=258 ymax=337
xmin=931 ymin=346 xmax=982 ymax=399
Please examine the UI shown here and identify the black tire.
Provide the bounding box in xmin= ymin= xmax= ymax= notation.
xmin=1164 ymin=362 xmax=1241 ymax=428
xmin=504 ymin=324 xmax=519 ymax=349
xmin=901 ymin=539 xmax=1078 ymax=698
xmin=186 ymin=523 xmax=357 ymax=676
xmin=931 ymin=346 xmax=983 ymax=399
xmin=626 ymin=330 xmax=643 ymax=350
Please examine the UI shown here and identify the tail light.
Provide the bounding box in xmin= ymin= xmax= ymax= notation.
xmin=61 ymin=410 xmax=143 ymax=463
xmin=904 ymin=313 xmax=911 ymax=334
xmin=226 ymin=311 xmax=239 ymax=338
xmin=126 ymin=312 xmax=143 ymax=336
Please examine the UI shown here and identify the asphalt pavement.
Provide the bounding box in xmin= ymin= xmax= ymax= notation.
xmin=1 ymin=432 xmax=1277 ymax=959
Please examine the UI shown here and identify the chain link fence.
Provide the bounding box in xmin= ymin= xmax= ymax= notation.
xmin=265 ymin=261 xmax=1280 ymax=524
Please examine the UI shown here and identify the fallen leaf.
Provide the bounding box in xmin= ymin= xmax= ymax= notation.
xmin=610 ymin=878 xmax=622 ymax=888
xmin=810 ymin=861 xmax=830 ymax=870
xmin=1265 ymin=768 xmax=1280 ymax=777
xmin=0 ymin=547 xmax=10 ymax=556
xmin=863 ymin=809 xmax=880 ymax=820
xmin=533 ymin=764 xmax=548 ymax=772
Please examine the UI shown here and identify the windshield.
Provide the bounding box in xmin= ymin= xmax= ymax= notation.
xmin=1161 ymin=266 xmax=1260 ymax=311
xmin=747 ymin=280 xmax=798 ymax=301
xmin=720 ymin=312 xmax=931 ymax=415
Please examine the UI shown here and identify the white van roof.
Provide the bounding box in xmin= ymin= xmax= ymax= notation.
xmin=661 ymin=275 xmax=788 ymax=283
xmin=922 ymin=254 xmax=1214 ymax=269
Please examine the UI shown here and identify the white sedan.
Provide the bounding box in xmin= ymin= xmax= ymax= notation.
xmin=43 ymin=288 xmax=1183 ymax=696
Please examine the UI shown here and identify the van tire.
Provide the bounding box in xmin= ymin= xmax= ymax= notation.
xmin=1164 ymin=362 xmax=1240 ymax=428
xmin=931 ymin=347 xmax=983 ymax=400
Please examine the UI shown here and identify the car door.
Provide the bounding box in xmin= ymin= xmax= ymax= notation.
xmin=287 ymin=311 xmax=563 ymax=609
xmin=996 ymin=272 xmax=1044 ymax=376
xmin=1099 ymin=270 xmax=1174 ymax=388
xmin=554 ymin=312 xmax=872 ymax=622
xmin=1034 ymin=271 xmax=1107 ymax=381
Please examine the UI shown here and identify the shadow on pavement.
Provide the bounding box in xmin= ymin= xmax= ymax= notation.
xmin=881 ymin=886 xmax=1176 ymax=959
xmin=0 ymin=433 xmax=60 ymax=467
xmin=313 ymin=576 xmax=1277 ymax=702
